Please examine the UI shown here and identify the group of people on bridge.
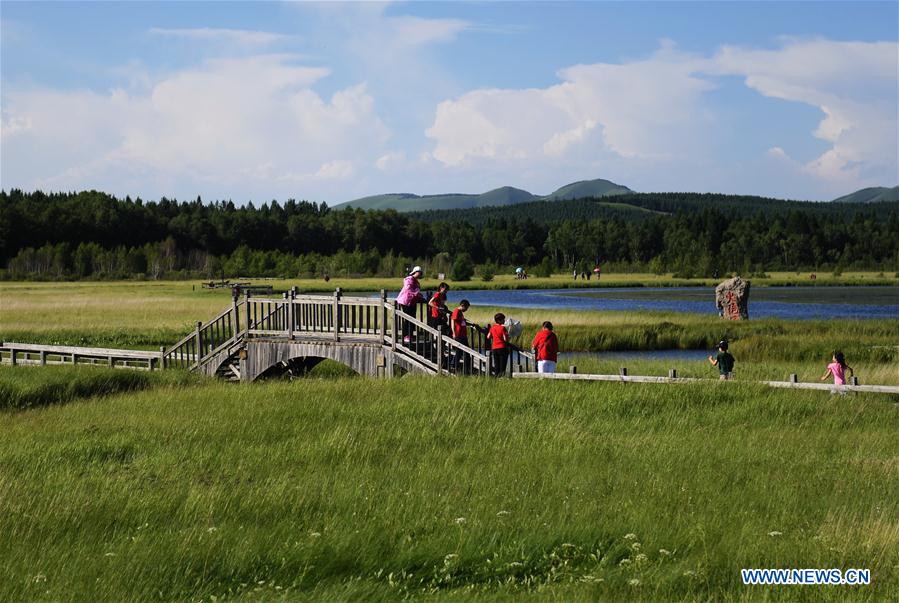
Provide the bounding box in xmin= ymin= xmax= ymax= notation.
xmin=396 ymin=266 xmax=559 ymax=376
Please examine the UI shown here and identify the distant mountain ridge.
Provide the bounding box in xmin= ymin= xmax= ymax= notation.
xmin=334 ymin=178 xmax=633 ymax=212
xmin=832 ymin=186 xmax=899 ymax=203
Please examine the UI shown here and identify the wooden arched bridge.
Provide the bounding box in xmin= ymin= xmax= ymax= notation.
xmin=3 ymin=289 xmax=898 ymax=395
xmin=1 ymin=290 xmax=534 ymax=381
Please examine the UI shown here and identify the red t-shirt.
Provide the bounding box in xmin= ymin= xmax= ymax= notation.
xmin=429 ymin=291 xmax=446 ymax=318
xmin=489 ymin=324 xmax=509 ymax=349
xmin=532 ymin=329 xmax=559 ymax=362
xmin=451 ymin=307 xmax=467 ymax=338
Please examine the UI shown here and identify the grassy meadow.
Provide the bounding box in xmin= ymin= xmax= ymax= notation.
xmin=1 ymin=372 xmax=897 ymax=601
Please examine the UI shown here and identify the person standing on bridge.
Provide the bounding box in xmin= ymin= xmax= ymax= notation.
xmin=487 ymin=312 xmax=510 ymax=377
xmin=450 ymin=299 xmax=471 ymax=374
xmin=532 ymin=321 xmax=559 ymax=374
xmin=428 ymin=282 xmax=451 ymax=335
xmin=397 ymin=266 xmax=425 ymax=344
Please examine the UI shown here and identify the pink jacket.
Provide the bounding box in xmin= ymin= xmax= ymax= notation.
xmin=396 ymin=276 xmax=422 ymax=306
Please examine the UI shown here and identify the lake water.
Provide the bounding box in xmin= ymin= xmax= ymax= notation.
xmin=434 ymin=286 xmax=899 ymax=320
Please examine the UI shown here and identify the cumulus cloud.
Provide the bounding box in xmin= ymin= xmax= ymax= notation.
xmin=710 ymin=40 xmax=897 ymax=186
xmin=425 ymin=39 xmax=897 ymax=194
xmin=1 ymin=54 xmax=388 ymax=198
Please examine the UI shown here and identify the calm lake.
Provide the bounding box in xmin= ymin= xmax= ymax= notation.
xmin=434 ymin=286 xmax=899 ymax=320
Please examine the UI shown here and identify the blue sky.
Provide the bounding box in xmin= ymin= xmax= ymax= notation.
xmin=1 ymin=1 xmax=896 ymax=203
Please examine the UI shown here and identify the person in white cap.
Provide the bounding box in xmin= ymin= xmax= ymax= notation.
xmin=396 ymin=266 xmax=425 ymax=343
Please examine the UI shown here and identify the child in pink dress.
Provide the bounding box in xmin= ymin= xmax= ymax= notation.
xmin=821 ymin=351 xmax=854 ymax=386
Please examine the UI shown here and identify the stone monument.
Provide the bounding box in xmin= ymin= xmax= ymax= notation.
xmin=715 ymin=276 xmax=750 ymax=320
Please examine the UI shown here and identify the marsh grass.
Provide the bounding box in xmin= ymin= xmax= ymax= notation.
xmin=1 ymin=375 xmax=896 ymax=600
xmin=0 ymin=365 xmax=202 ymax=410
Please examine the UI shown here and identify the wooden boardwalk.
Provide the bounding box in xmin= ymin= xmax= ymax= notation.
xmin=2 ymin=289 xmax=898 ymax=395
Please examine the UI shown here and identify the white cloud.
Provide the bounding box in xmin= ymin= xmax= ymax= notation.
xmin=1 ymin=54 xmax=388 ymax=198
xmin=424 ymin=39 xmax=897 ymax=195
xmin=710 ymin=40 xmax=898 ymax=186
xmin=148 ymin=27 xmax=290 ymax=47
xmin=375 ymin=151 xmax=405 ymax=171
xmin=426 ymin=43 xmax=715 ymax=167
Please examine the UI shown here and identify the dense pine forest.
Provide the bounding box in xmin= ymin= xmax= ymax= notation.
xmin=2 ymin=189 xmax=897 ymax=280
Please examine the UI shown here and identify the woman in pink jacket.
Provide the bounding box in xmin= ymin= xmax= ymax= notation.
xmin=396 ymin=266 xmax=425 ymax=343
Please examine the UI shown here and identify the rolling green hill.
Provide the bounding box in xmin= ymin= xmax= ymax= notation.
xmin=544 ymin=178 xmax=633 ymax=200
xmin=832 ymin=185 xmax=899 ymax=203
xmin=334 ymin=179 xmax=631 ymax=211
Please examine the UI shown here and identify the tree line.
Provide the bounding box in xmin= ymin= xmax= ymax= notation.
xmin=2 ymin=189 xmax=897 ymax=280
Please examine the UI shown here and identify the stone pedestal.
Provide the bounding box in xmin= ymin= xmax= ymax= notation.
xmin=715 ymin=277 xmax=750 ymax=320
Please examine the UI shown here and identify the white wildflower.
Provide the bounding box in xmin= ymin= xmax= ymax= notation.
xmin=683 ymin=570 xmax=696 ymax=577
xmin=624 ymin=533 xmax=638 ymax=540
xmin=634 ymin=553 xmax=648 ymax=563
xmin=619 ymin=558 xmax=632 ymax=567
xmin=32 ymin=574 xmax=47 ymax=584
xmin=659 ymin=549 xmax=672 ymax=556
xmin=207 ymin=527 xmax=218 ymax=533
xmin=508 ymin=561 xmax=524 ymax=568
xmin=628 ymin=578 xmax=641 ymax=586
xmin=630 ymin=542 xmax=641 ymax=551
xmin=104 ymin=552 xmax=115 ymax=557
xmin=309 ymin=531 xmax=322 ymax=538
xmin=496 ymin=510 xmax=510 ymax=517
xmin=768 ymin=531 xmax=783 ymax=537
xmin=454 ymin=517 xmax=466 ymax=525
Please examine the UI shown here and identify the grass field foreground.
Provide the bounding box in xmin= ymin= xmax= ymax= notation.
xmin=1 ymin=371 xmax=897 ymax=600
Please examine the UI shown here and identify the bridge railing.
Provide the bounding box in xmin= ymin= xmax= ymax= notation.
xmin=392 ymin=304 xmax=489 ymax=375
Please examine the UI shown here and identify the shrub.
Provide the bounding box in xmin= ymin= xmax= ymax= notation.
xmin=479 ymin=263 xmax=496 ymax=282
xmin=451 ymin=253 xmax=474 ymax=281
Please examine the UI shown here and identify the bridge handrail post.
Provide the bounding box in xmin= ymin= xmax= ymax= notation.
xmin=244 ymin=290 xmax=252 ymax=337
xmin=195 ymin=321 xmax=203 ymax=365
xmin=232 ymin=291 xmax=240 ymax=337
xmin=288 ymin=289 xmax=295 ymax=339
xmin=380 ymin=290 xmax=388 ymax=346
xmin=334 ymin=287 xmax=342 ymax=342
xmin=436 ymin=329 xmax=444 ymax=376
xmin=159 ymin=346 xmax=166 ymax=370
xmin=391 ymin=301 xmax=399 ymax=351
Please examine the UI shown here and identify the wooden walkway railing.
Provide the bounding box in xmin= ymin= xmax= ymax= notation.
xmin=0 ymin=342 xmax=162 ymax=370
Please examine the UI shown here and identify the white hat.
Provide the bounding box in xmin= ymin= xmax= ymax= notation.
xmin=409 ymin=265 xmax=423 ymax=275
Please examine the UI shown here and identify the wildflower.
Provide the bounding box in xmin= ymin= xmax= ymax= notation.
xmin=104 ymin=552 xmax=115 ymax=557
xmin=659 ymin=549 xmax=672 ymax=556
xmin=618 ymin=558 xmax=632 ymax=567
xmin=496 ymin=510 xmax=510 ymax=517
xmin=630 ymin=542 xmax=641 ymax=551
xmin=634 ymin=553 xmax=648 ymax=563
xmin=32 ymin=574 xmax=47 ymax=584
xmin=683 ymin=570 xmax=696 ymax=577
xmin=508 ymin=561 xmax=524 ymax=568
xmin=454 ymin=517 xmax=466 ymax=525
xmin=768 ymin=531 xmax=783 ymax=537
xmin=444 ymin=554 xmax=458 ymax=563
xmin=309 ymin=532 xmax=322 ymax=538
xmin=624 ymin=533 xmax=638 ymax=540
xmin=207 ymin=527 xmax=218 ymax=533
xmin=628 ymin=578 xmax=641 ymax=586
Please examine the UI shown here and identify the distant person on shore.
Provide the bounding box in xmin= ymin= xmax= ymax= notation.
xmin=450 ymin=299 xmax=471 ymax=373
xmin=396 ymin=266 xmax=425 ymax=344
xmin=708 ymin=340 xmax=735 ymax=380
xmin=821 ymin=351 xmax=854 ymax=387
xmin=428 ymin=282 xmax=450 ymax=334
xmin=532 ymin=321 xmax=559 ymax=374
xmin=572 ymin=269 xmax=578 ymax=281
xmin=487 ymin=312 xmax=510 ymax=377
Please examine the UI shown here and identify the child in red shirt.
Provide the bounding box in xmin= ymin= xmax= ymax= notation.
xmin=450 ymin=299 xmax=470 ymax=373
xmin=487 ymin=312 xmax=509 ymax=377
xmin=427 ymin=282 xmax=450 ymax=334
xmin=532 ymin=321 xmax=559 ymax=373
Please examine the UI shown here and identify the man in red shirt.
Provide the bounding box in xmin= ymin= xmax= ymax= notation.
xmin=487 ymin=312 xmax=509 ymax=377
xmin=532 ymin=321 xmax=559 ymax=374
xmin=450 ymin=299 xmax=471 ymax=374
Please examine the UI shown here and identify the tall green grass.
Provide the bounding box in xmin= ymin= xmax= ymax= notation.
xmin=1 ymin=376 xmax=896 ymax=600
xmin=0 ymin=366 xmax=202 ymax=410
